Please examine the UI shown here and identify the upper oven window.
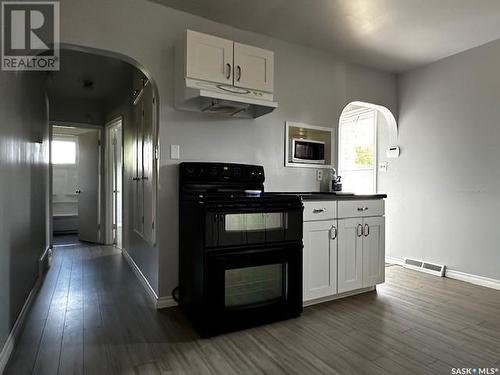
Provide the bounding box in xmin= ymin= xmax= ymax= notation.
xmin=224 ymin=213 xmax=284 ymax=232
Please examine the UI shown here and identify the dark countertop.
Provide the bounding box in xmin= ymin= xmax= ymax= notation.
xmin=268 ymin=192 xmax=387 ymax=201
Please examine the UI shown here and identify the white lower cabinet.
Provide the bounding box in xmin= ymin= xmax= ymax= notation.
xmin=337 ymin=218 xmax=364 ymax=293
xmin=302 ymin=199 xmax=385 ymax=304
xmin=303 ymin=220 xmax=337 ymax=301
xmin=362 ymin=216 xmax=385 ymax=287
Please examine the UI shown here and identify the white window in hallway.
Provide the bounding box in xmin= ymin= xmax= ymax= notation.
xmin=338 ymin=108 xmax=377 ymax=194
xmin=52 ymin=139 xmax=77 ymax=165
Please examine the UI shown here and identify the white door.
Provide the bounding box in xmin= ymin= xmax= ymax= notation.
xmin=338 ymin=218 xmax=363 ymax=293
xmin=186 ymin=30 xmax=233 ymax=85
xmin=303 ymin=220 xmax=337 ymax=301
xmin=108 ymin=121 xmax=123 ymax=248
xmin=234 ymin=42 xmax=274 ymax=92
xmin=362 ymin=216 xmax=385 ymax=287
xmin=77 ymin=129 xmax=100 ymax=243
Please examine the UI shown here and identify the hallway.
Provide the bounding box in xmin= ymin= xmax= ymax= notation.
xmin=5 ymin=245 xmax=193 ymax=375
xmin=6 ymin=245 xmax=500 ymax=375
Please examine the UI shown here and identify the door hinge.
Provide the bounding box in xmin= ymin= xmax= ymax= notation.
xmin=97 ymin=224 xmax=101 ymax=230
xmin=142 ymin=216 xmax=144 ymax=224
xmin=152 ymin=221 xmax=155 ymax=230
xmin=98 ymin=140 xmax=101 ymax=147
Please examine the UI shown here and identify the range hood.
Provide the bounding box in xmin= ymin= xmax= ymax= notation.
xmin=175 ymin=78 xmax=278 ymax=119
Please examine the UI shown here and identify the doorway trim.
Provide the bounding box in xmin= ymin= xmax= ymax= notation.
xmin=50 ymin=122 xmax=104 ymax=246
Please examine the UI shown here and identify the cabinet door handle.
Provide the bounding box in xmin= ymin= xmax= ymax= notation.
xmin=364 ymin=224 xmax=370 ymax=237
xmin=236 ymin=65 xmax=241 ymax=82
xmin=226 ymin=63 xmax=231 ymax=79
xmin=330 ymin=225 xmax=337 ymax=240
xmin=357 ymin=224 xmax=363 ymax=237
xmin=312 ymin=208 xmax=326 ymax=213
xmin=357 ymin=207 xmax=369 ymax=212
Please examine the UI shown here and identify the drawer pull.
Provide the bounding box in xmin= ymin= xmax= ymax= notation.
xmin=364 ymin=224 xmax=370 ymax=237
xmin=312 ymin=208 xmax=326 ymax=214
xmin=357 ymin=207 xmax=369 ymax=212
xmin=357 ymin=224 xmax=363 ymax=237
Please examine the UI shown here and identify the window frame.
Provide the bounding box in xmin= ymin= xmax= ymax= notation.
xmin=338 ymin=108 xmax=378 ymax=194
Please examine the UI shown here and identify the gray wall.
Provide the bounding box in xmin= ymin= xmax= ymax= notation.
xmin=0 ymin=71 xmax=49 ymax=350
xmin=380 ymin=38 xmax=500 ymax=280
xmin=59 ymin=0 xmax=398 ymax=297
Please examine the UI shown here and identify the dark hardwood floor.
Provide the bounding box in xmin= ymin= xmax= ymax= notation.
xmin=6 ymin=244 xmax=500 ymax=374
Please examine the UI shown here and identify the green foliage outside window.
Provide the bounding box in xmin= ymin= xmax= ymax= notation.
xmin=354 ymin=146 xmax=373 ymax=167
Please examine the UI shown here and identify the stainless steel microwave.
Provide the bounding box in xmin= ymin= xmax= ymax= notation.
xmin=290 ymin=138 xmax=325 ymax=164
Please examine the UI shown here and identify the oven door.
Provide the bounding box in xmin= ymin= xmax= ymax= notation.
xmin=205 ymin=203 xmax=303 ymax=248
xmin=204 ymin=244 xmax=302 ymax=334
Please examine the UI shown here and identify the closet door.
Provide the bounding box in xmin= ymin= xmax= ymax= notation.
xmin=133 ymin=97 xmax=144 ymax=235
xmin=141 ymin=83 xmax=154 ymax=244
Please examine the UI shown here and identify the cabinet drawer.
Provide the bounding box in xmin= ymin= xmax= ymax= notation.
xmin=338 ymin=199 xmax=384 ymax=218
xmin=303 ymin=201 xmax=336 ymax=221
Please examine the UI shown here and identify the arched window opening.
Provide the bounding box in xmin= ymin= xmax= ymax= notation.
xmin=338 ymin=101 xmax=398 ymax=194
xmin=339 ymin=106 xmax=378 ymax=194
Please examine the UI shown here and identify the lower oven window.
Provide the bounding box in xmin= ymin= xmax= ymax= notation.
xmin=224 ymin=263 xmax=285 ymax=308
xmin=224 ymin=213 xmax=285 ymax=232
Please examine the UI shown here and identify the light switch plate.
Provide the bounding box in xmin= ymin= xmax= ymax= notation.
xmin=378 ymin=162 xmax=387 ymax=172
xmin=170 ymin=144 xmax=180 ymax=160
xmin=316 ymin=169 xmax=323 ymax=181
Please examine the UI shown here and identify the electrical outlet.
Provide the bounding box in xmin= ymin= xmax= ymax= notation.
xmin=316 ymin=169 xmax=323 ymax=181
xmin=378 ymin=162 xmax=388 ymax=172
xmin=170 ymin=144 xmax=180 ymax=160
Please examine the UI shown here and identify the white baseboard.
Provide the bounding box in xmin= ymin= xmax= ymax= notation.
xmin=156 ymin=296 xmax=177 ymax=309
xmin=121 ymin=248 xmax=178 ymax=309
xmin=39 ymin=246 xmax=52 ymax=277
xmin=0 ymin=271 xmax=44 ymax=374
xmin=445 ymin=269 xmax=500 ymax=291
xmin=122 ymin=248 xmax=159 ymax=302
xmin=386 ymin=256 xmax=500 ymax=291
xmin=385 ymin=256 xmax=404 ymax=265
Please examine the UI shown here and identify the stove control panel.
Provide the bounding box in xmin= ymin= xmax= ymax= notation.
xmin=180 ymin=162 xmax=265 ymax=184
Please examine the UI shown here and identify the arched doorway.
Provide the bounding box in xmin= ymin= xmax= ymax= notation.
xmin=338 ymin=101 xmax=398 ymax=194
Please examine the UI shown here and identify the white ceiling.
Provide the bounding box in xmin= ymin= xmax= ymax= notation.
xmin=152 ymin=0 xmax=500 ymax=72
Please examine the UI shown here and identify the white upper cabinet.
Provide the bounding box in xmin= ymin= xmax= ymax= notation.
xmin=186 ymin=30 xmax=233 ymax=85
xmin=184 ymin=30 xmax=275 ymax=93
xmin=234 ymin=42 xmax=274 ymax=93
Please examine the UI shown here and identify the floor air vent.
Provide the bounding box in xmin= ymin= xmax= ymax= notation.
xmin=403 ymin=258 xmax=446 ymax=277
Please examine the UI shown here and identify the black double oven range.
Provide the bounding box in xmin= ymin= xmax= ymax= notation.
xmin=179 ymin=162 xmax=303 ymax=336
